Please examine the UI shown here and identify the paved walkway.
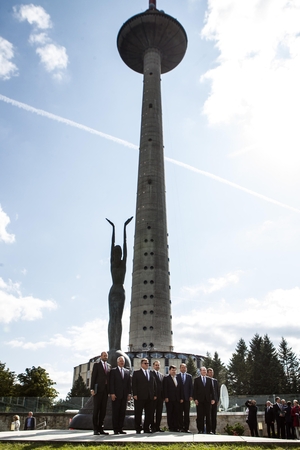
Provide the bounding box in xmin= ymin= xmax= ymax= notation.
xmin=0 ymin=429 xmax=298 ymax=445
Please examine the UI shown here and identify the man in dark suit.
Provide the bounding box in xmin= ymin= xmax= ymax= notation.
xmin=163 ymin=365 xmax=184 ymax=432
xmin=109 ymin=355 xmax=131 ymax=435
xmin=273 ymin=397 xmax=286 ymax=438
xmin=176 ymin=363 xmax=193 ymax=432
xmin=90 ymin=351 xmax=110 ymax=435
xmin=132 ymin=358 xmax=157 ymax=433
xmin=207 ymin=368 xmax=220 ymax=434
xmin=24 ymin=411 xmax=36 ymax=430
xmin=265 ymin=401 xmax=276 ymax=438
xmin=151 ymin=360 xmax=165 ymax=432
xmin=193 ymin=366 xmax=215 ymax=434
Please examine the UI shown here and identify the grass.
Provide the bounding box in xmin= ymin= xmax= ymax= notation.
xmin=0 ymin=444 xmax=299 ymax=450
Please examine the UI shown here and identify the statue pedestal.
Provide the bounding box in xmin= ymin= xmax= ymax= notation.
xmin=69 ymin=349 xmax=134 ymax=430
xmin=69 ymin=397 xmax=135 ymax=430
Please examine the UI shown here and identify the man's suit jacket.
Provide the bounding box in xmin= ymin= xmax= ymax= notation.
xmin=163 ymin=375 xmax=183 ymax=402
xmin=176 ymin=372 xmax=193 ymax=401
xmin=109 ymin=366 xmax=131 ymax=399
xmin=210 ymin=377 xmax=220 ymax=403
xmin=265 ymin=406 xmax=275 ymax=423
xmin=91 ymin=360 xmax=111 ymax=393
xmin=193 ymin=375 xmax=214 ymax=403
xmin=24 ymin=416 xmax=36 ymax=430
xmin=152 ymin=370 xmax=164 ymax=400
xmin=132 ymin=369 xmax=156 ymax=400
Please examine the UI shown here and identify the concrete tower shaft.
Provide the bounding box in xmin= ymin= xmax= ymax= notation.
xmin=117 ymin=6 xmax=187 ymax=353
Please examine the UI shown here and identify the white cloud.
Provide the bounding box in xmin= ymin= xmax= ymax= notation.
xmin=29 ymin=32 xmax=49 ymax=45
xmin=13 ymin=4 xmax=68 ymax=79
xmin=201 ymin=0 xmax=300 ymax=175
xmin=182 ymin=270 xmax=243 ymax=296
xmin=13 ymin=4 xmax=52 ymax=29
xmin=173 ymin=286 xmax=300 ymax=362
xmin=0 ymin=277 xmax=57 ymax=323
xmin=242 ymin=216 xmax=300 ymax=248
xmin=36 ymin=44 xmax=68 ymax=78
xmin=0 ymin=205 xmax=15 ymax=243
xmin=0 ymin=37 xmax=18 ymax=80
xmin=5 ymin=307 xmax=131 ymax=359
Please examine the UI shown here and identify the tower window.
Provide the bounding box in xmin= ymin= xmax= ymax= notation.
xmin=150 ymin=295 xmax=154 ymax=299
xmin=149 ymin=103 xmax=153 ymax=108
xmin=150 ymin=326 xmax=153 ymax=330
xmin=143 ymin=310 xmax=147 ymax=315
xmin=142 ymin=343 xmax=147 ymax=348
xmin=144 ymin=266 xmax=148 ymax=270
xmin=143 ymin=295 xmax=147 ymax=299
xmin=150 ymin=310 xmax=154 ymax=314
xmin=144 ymin=252 xmax=148 ymax=256
xmin=147 ymin=226 xmax=151 ymax=229
xmin=143 ymin=326 xmax=147 ymax=331
xmin=150 ymin=280 xmax=154 ymax=284
xmin=144 ymin=280 xmax=148 ymax=284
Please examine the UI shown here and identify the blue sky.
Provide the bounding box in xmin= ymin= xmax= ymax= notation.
xmin=1 ymin=0 xmax=300 ymax=398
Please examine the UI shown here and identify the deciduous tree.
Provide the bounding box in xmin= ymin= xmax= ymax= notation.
xmin=16 ymin=366 xmax=58 ymax=400
xmin=0 ymin=362 xmax=16 ymax=396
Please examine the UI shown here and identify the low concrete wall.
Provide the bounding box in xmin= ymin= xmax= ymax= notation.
xmin=0 ymin=411 xmax=266 ymax=436
xmin=0 ymin=413 xmax=74 ymax=432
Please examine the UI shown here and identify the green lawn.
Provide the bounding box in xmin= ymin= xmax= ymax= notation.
xmin=0 ymin=444 xmax=299 ymax=450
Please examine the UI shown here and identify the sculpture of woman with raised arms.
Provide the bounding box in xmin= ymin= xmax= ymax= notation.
xmin=106 ymin=217 xmax=133 ymax=353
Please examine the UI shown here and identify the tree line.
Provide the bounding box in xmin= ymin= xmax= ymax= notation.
xmin=201 ymin=334 xmax=300 ymax=395
xmin=1 ymin=334 xmax=299 ymax=399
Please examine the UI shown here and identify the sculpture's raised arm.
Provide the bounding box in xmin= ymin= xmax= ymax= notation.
xmin=123 ymin=217 xmax=133 ymax=262
xmin=106 ymin=218 xmax=115 ymax=263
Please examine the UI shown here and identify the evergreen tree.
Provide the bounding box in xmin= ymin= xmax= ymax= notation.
xmin=186 ymin=356 xmax=198 ymax=379
xmin=202 ymin=352 xmax=214 ymax=370
xmin=67 ymin=375 xmax=90 ymax=399
xmin=203 ymin=352 xmax=227 ymax=385
xmin=227 ymin=338 xmax=249 ymax=395
xmin=278 ymin=337 xmax=300 ymax=393
xmin=16 ymin=366 xmax=58 ymax=400
xmin=247 ymin=334 xmax=284 ymax=394
xmin=0 ymin=362 xmax=16 ymax=396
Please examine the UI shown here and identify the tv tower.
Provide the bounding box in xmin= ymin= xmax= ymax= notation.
xmin=117 ymin=1 xmax=187 ymax=353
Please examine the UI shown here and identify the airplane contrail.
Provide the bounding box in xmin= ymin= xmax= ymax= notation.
xmin=0 ymin=94 xmax=138 ymax=150
xmin=165 ymin=157 xmax=300 ymax=213
xmin=1 ymin=93 xmax=299 ymax=213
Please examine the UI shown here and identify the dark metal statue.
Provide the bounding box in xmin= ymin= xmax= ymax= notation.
xmin=106 ymin=217 xmax=133 ymax=367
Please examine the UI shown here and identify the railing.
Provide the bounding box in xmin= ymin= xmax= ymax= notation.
xmin=1 ymin=393 xmax=299 ymax=413
xmin=0 ymin=397 xmax=90 ymax=413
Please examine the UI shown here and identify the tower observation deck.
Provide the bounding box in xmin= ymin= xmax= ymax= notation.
xmin=117 ymin=1 xmax=187 ymax=353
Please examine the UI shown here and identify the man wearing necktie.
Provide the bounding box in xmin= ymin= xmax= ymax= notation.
xmin=176 ymin=363 xmax=193 ymax=432
xmin=163 ymin=365 xmax=184 ymax=432
xmin=151 ymin=360 xmax=165 ymax=432
xmin=207 ymin=368 xmax=220 ymax=434
xmin=132 ymin=358 xmax=157 ymax=433
xmin=90 ymin=351 xmax=111 ymax=435
xmin=109 ymin=356 xmax=131 ymax=434
xmin=193 ymin=366 xmax=215 ymax=434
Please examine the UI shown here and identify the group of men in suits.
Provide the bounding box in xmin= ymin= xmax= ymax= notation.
xmin=90 ymin=351 xmax=220 ymax=435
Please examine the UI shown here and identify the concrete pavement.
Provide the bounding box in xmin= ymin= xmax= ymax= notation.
xmin=0 ymin=429 xmax=299 ymax=445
